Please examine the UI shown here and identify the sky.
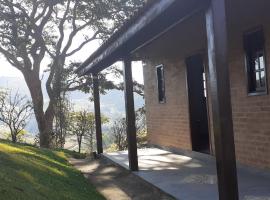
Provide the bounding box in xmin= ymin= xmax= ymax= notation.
xmin=0 ymin=36 xmax=144 ymax=84
xmin=0 ymin=57 xmax=144 ymax=84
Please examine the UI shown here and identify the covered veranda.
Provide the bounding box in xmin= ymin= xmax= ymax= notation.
xmin=103 ymin=148 xmax=270 ymax=200
xmin=75 ymin=0 xmax=269 ymax=200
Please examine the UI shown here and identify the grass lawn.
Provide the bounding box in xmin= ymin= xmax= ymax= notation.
xmin=0 ymin=140 xmax=105 ymax=200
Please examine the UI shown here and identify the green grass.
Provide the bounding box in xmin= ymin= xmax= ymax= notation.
xmin=0 ymin=140 xmax=105 ymax=200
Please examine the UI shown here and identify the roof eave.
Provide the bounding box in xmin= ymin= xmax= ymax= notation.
xmin=76 ymin=0 xmax=210 ymax=76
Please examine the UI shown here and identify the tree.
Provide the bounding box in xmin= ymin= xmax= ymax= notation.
xmin=83 ymin=113 xmax=109 ymax=153
xmin=52 ymin=94 xmax=71 ymax=148
xmin=0 ymin=0 xmax=144 ymax=148
xmin=110 ymin=117 xmax=127 ymax=151
xmin=8 ymin=129 xmax=28 ymax=143
xmin=70 ymin=110 xmax=108 ymax=153
xmin=109 ymin=106 xmax=147 ymax=151
xmin=0 ymin=90 xmax=32 ymax=143
xmin=111 ymin=65 xmax=145 ymax=97
xmin=135 ymin=106 xmax=147 ymax=148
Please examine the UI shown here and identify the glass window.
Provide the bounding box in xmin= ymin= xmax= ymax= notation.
xmin=203 ymin=72 xmax=207 ymax=98
xmin=244 ymin=28 xmax=267 ymax=94
xmin=156 ymin=65 xmax=166 ymax=103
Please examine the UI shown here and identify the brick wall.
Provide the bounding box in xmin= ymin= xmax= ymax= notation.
xmin=143 ymin=59 xmax=192 ymax=151
xmin=227 ymin=23 xmax=270 ymax=169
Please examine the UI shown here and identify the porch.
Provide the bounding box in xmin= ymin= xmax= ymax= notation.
xmin=104 ymin=148 xmax=270 ymax=200
xmin=76 ymin=0 xmax=270 ymax=199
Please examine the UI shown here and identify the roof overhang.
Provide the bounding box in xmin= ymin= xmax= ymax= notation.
xmin=76 ymin=0 xmax=210 ymax=76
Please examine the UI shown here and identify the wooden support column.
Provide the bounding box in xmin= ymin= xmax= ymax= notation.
xmin=205 ymin=1 xmax=239 ymax=200
xmin=93 ymin=73 xmax=103 ymax=154
xmin=123 ymin=57 xmax=139 ymax=171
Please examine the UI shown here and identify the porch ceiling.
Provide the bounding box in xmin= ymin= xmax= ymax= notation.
xmin=76 ymin=0 xmax=210 ymax=75
xmin=133 ymin=11 xmax=207 ymax=61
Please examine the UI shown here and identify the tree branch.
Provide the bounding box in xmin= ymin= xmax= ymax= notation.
xmin=66 ymin=34 xmax=100 ymax=57
xmin=0 ymin=46 xmax=23 ymax=70
xmin=55 ymin=0 xmax=71 ymax=56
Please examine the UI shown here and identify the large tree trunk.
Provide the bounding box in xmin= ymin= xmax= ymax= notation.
xmin=8 ymin=126 xmax=16 ymax=143
xmin=78 ymin=140 xmax=82 ymax=154
xmin=77 ymin=135 xmax=82 ymax=154
xmin=24 ymin=70 xmax=53 ymax=148
xmin=10 ymin=131 xmax=17 ymax=143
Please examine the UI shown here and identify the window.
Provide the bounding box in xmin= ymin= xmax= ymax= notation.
xmin=156 ymin=65 xmax=165 ymax=103
xmin=244 ymin=28 xmax=267 ymax=95
xmin=203 ymin=72 xmax=207 ymax=98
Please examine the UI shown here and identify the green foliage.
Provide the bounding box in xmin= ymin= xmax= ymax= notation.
xmin=0 ymin=139 xmax=104 ymax=200
xmin=107 ymin=105 xmax=147 ymax=152
xmin=52 ymin=95 xmax=71 ymax=149
xmin=69 ymin=110 xmax=109 ymax=153
xmin=135 ymin=106 xmax=147 ymax=148
xmin=106 ymin=143 xmax=120 ymax=153
xmin=6 ymin=129 xmax=28 ymax=143
xmin=65 ymin=63 xmax=117 ymax=96
xmin=137 ymin=129 xmax=148 ymax=148
xmin=109 ymin=117 xmax=127 ymax=151
xmin=110 ymin=66 xmax=145 ymax=97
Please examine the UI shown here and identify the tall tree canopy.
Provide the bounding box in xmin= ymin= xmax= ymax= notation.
xmin=0 ymin=0 xmax=144 ymax=147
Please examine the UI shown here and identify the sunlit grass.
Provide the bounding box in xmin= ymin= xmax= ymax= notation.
xmin=0 ymin=139 xmax=105 ymax=200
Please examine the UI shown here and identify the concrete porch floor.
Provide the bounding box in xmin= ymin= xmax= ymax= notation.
xmin=104 ymin=148 xmax=270 ymax=200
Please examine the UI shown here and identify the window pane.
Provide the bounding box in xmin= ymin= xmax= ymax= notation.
xmin=255 ymin=56 xmax=260 ymax=70
xmin=156 ymin=65 xmax=165 ymax=103
xmin=259 ymin=55 xmax=265 ymax=70
xmin=261 ymin=71 xmax=265 ymax=79
xmin=244 ymin=28 xmax=267 ymax=94
xmin=204 ymin=89 xmax=207 ymax=98
xmin=201 ymin=72 xmax=207 ymax=98
xmin=256 ymin=72 xmax=260 ymax=88
xmin=261 ymin=71 xmax=266 ymax=87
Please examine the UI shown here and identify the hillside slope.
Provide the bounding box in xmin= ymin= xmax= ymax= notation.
xmin=0 ymin=140 xmax=104 ymax=200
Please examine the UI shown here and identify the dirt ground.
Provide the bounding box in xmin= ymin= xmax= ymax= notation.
xmin=69 ymin=157 xmax=175 ymax=200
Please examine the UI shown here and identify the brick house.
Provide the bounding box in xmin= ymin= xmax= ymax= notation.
xmin=143 ymin=3 xmax=270 ymax=170
xmin=76 ymin=0 xmax=270 ymax=199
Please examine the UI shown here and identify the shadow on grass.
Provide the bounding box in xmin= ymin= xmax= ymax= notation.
xmin=0 ymin=140 xmax=104 ymax=200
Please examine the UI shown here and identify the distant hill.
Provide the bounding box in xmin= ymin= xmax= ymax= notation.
xmin=0 ymin=76 xmax=144 ymax=135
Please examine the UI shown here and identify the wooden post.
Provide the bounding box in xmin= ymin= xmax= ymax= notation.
xmin=205 ymin=1 xmax=239 ymax=200
xmin=123 ymin=57 xmax=139 ymax=171
xmin=93 ymin=73 xmax=103 ymax=154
